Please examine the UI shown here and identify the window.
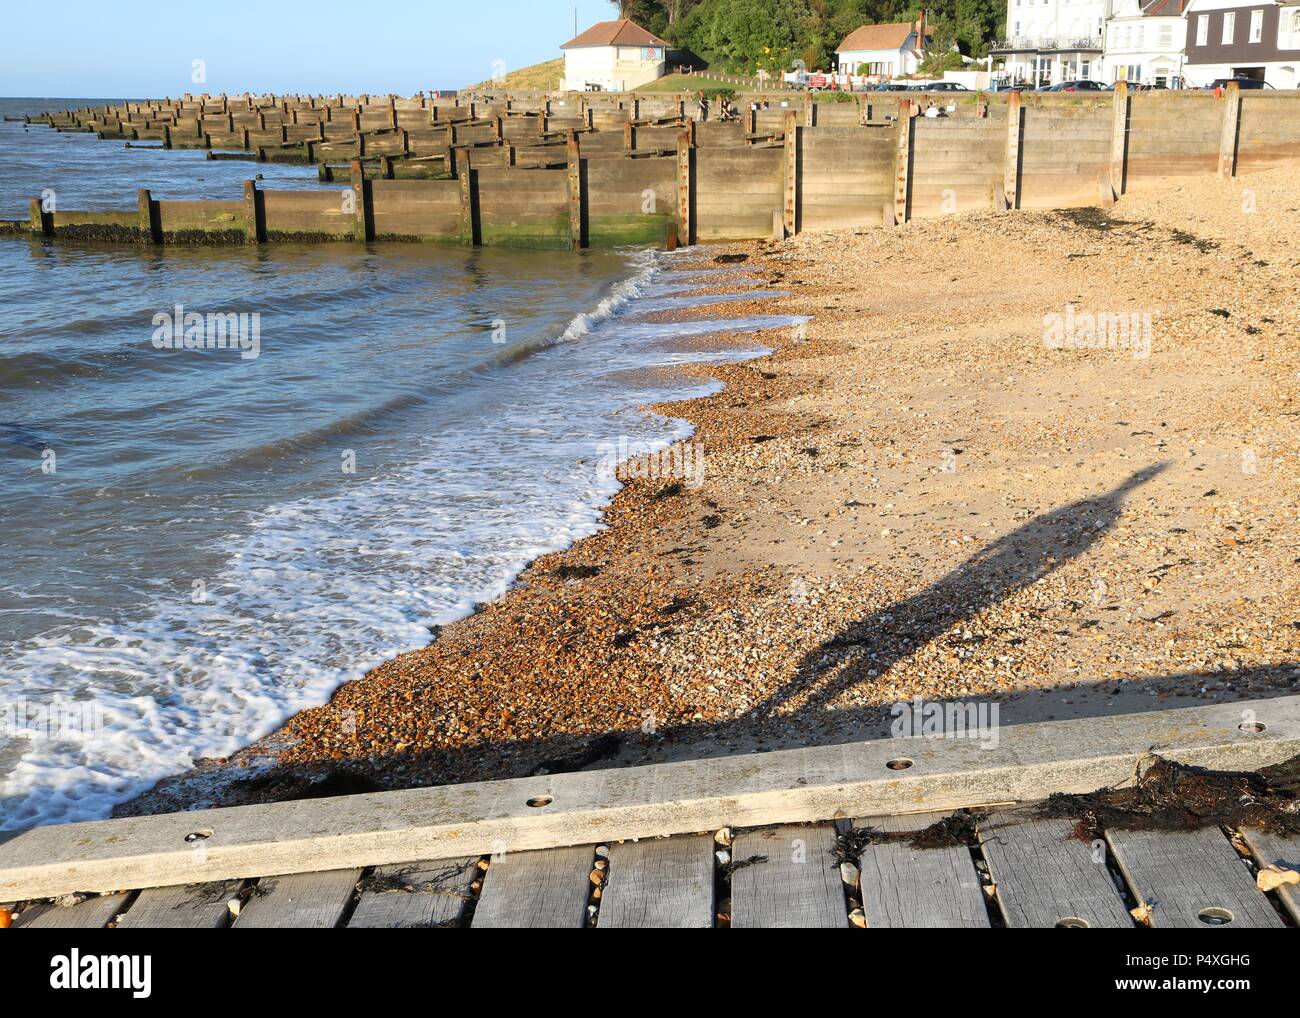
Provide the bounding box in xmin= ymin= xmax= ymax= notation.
xmin=1250 ymin=10 xmax=1264 ymax=42
xmin=1080 ymin=60 xmax=1091 ymax=79
xmin=1196 ymin=14 xmax=1209 ymax=46
xmin=1287 ymin=11 xmax=1300 ymax=49
xmin=1159 ymin=25 xmax=1173 ymax=48
xmin=1223 ymin=12 xmax=1235 ymax=44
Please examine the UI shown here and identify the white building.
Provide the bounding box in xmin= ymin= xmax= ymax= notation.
xmin=836 ymin=13 xmax=930 ymax=78
xmin=994 ymin=0 xmax=1113 ymax=84
xmin=1103 ymin=0 xmax=1189 ymax=85
xmin=560 ymin=19 xmax=669 ymax=93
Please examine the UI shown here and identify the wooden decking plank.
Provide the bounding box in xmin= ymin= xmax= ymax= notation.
xmin=730 ymin=825 xmax=846 ymax=929
xmin=7 ymin=694 xmax=1300 ymax=902
xmin=1105 ymin=827 xmax=1285 ymax=929
xmin=116 ymin=881 xmax=244 ymax=929
xmin=599 ymin=836 xmax=715 ymax=929
xmin=856 ymin=812 xmax=988 ymax=928
xmin=471 ymin=845 xmax=593 ymax=928
xmin=234 ymin=869 xmax=362 ymax=928
xmin=348 ymin=858 xmax=479 ymax=928
xmin=14 ymin=893 xmax=131 ymax=929
xmin=977 ymin=813 xmax=1133 ymax=928
xmin=1239 ymin=829 xmax=1300 ymax=924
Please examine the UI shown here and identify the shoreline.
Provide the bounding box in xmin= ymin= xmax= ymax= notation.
xmin=118 ymin=166 xmax=1300 ymax=818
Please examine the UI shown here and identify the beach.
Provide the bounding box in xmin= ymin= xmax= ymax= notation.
xmin=120 ymin=165 xmax=1300 ymax=816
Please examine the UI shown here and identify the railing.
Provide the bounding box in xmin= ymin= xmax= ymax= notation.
xmin=992 ymin=36 xmax=1104 ymax=52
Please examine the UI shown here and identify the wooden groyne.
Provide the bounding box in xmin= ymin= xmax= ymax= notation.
xmin=9 ymin=84 xmax=1300 ymax=250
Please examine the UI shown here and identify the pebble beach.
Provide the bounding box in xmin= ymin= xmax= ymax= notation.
xmin=122 ymin=166 xmax=1300 ymax=816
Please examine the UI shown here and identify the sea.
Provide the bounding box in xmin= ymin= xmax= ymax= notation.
xmin=0 ymin=97 xmax=801 ymax=828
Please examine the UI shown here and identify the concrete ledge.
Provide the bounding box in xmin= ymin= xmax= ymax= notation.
xmin=2 ymin=695 xmax=1299 ymax=900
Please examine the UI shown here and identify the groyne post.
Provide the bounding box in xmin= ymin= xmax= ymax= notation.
xmin=458 ymin=150 xmax=479 ymax=245
xmin=137 ymin=189 xmax=161 ymax=243
xmin=243 ymin=180 xmax=263 ymax=243
xmin=1218 ymin=81 xmax=1241 ymax=179
xmin=891 ymin=99 xmax=914 ymax=226
xmin=350 ymin=158 xmax=373 ymax=242
xmin=676 ymin=126 xmax=693 ymax=246
xmin=566 ymin=129 xmax=585 ymax=250
xmin=782 ymin=111 xmax=798 ymax=238
xmin=1002 ymin=90 xmax=1023 ymax=212
xmin=1107 ymin=80 xmax=1130 ymax=202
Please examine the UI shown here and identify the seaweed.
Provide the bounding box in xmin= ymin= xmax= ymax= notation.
xmin=1027 ymin=754 xmax=1300 ymax=842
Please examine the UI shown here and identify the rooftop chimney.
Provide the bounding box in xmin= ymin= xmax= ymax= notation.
xmin=916 ymin=9 xmax=928 ymax=53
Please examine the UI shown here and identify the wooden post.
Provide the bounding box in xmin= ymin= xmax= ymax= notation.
xmin=892 ymin=99 xmax=913 ymax=225
xmin=350 ymin=158 xmax=372 ymax=243
xmin=137 ymin=189 xmax=160 ymax=243
xmin=624 ymin=114 xmax=634 ymax=153
xmin=243 ymin=180 xmax=263 ymax=243
xmin=782 ymin=111 xmax=798 ymax=239
xmin=566 ymin=129 xmax=584 ymax=250
xmin=803 ymin=91 xmax=813 ymax=127
xmin=29 ymin=197 xmax=51 ymax=237
xmin=676 ymin=127 xmax=692 ymax=247
xmin=1218 ymin=81 xmax=1241 ymax=179
xmin=458 ymin=150 xmax=479 ymax=245
xmin=1108 ymin=80 xmax=1129 ymax=201
xmin=1003 ymin=90 xmax=1023 ymax=212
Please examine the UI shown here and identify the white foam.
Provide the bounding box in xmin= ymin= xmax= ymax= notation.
xmin=0 ymin=254 xmax=799 ymax=829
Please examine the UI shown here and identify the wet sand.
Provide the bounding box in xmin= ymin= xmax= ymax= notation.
xmin=121 ymin=167 xmax=1300 ymax=816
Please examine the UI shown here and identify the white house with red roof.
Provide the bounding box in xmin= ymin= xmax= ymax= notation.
xmin=561 ymin=19 xmax=670 ymax=92
xmin=835 ymin=12 xmax=931 ymax=78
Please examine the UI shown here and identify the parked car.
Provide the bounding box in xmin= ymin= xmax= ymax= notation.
xmin=1204 ymin=77 xmax=1273 ymax=90
xmin=1036 ymin=79 xmax=1110 ymax=93
xmin=926 ymin=82 xmax=971 ymax=92
xmin=872 ymin=81 xmax=911 ymax=91
xmin=992 ymin=82 xmax=1027 ymax=92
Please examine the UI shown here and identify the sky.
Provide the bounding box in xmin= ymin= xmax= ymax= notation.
xmin=1 ymin=0 xmax=617 ymax=98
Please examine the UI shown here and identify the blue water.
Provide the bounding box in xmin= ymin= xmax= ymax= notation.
xmin=0 ymin=99 xmax=807 ymax=828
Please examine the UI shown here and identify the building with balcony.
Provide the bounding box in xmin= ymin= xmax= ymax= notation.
xmin=994 ymin=0 xmax=1113 ymax=84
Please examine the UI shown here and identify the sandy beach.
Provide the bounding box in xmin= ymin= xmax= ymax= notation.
xmin=122 ymin=166 xmax=1300 ymax=816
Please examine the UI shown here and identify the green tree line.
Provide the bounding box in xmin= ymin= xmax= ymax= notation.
xmin=611 ymin=0 xmax=1005 ymax=74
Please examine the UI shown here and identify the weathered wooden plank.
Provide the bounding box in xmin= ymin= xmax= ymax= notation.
xmin=234 ymin=868 xmax=361 ymax=928
xmin=4 ymin=695 xmax=1300 ymax=902
xmin=978 ymin=814 xmax=1133 ymax=928
xmin=855 ymin=812 xmax=988 ymax=928
xmin=1106 ymin=827 xmax=1284 ymax=929
xmin=14 ymin=893 xmax=130 ymax=929
xmin=348 ymin=857 xmax=479 ymax=928
xmin=599 ymin=836 xmax=714 ymax=929
xmin=1239 ymin=829 xmax=1300 ymax=925
xmin=472 ymin=845 xmax=593 ymax=928
xmin=731 ymin=825 xmax=846 ymax=929
xmin=117 ymin=881 xmax=243 ymax=929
